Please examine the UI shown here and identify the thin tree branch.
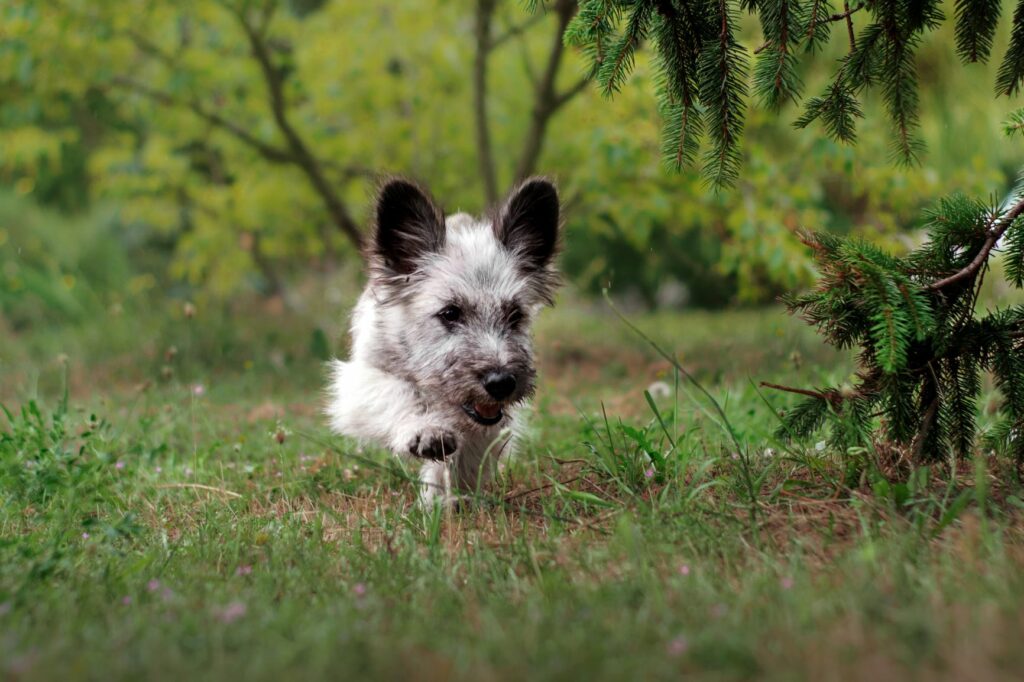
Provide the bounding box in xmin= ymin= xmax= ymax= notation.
xmin=249 ymin=231 xmax=286 ymax=299
xmin=553 ymin=74 xmax=593 ymax=111
xmin=843 ymin=0 xmax=858 ymax=51
xmin=109 ymin=76 xmax=294 ymax=164
xmin=124 ymin=29 xmax=179 ymax=67
xmin=229 ymin=4 xmax=363 ymax=249
xmin=754 ymin=2 xmax=865 ymax=55
xmin=760 ymin=382 xmax=843 ymax=405
xmin=112 ymin=75 xmax=372 ymax=185
xmin=514 ymin=0 xmax=578 ymax=182
xmin=927 ymin=194 xmax=1024 ymax=291
xmin=490 ymin=11 xmax=546 ymax=51
xmin=474 ymin=0 xmax=500 ymax=205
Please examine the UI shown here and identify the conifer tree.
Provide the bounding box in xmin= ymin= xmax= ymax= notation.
xmin=566 ymin=0 xmax=1024 ymax=188
xmin=761 ymin=115 xmax=1024 ymax=467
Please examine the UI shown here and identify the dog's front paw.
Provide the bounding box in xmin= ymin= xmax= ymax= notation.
xmin=408 ymin=428 xmax=458 ymax=460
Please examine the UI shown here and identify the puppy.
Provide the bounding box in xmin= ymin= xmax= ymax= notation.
xmin=326 ymin=177 xmax=560 ymax=505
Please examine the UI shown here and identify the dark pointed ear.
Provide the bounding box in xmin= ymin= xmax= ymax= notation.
xmin=494 ymin=178 xmax=559 ymax=271
xmin=371 ymin=178 xmax=445 ymax=276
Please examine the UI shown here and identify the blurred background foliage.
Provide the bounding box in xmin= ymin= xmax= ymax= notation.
xmin=1 ymin=0 xmax=1022 ymax=323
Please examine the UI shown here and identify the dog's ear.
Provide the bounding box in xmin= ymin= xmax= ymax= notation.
xmin=372 ymin=178 xmax=445 ymax=276
xmin=495 ymin=177 xmax=559 ymax=272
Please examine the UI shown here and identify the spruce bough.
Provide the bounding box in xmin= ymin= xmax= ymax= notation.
xmin=567 ymin=0 xmax=1024 ymax=187
xmin=764 ymin=130 xmax=1024 ymax=466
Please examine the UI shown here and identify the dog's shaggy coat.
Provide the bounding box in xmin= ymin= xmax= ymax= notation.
xmin=326 ymin=177 xmax=560 ymax=505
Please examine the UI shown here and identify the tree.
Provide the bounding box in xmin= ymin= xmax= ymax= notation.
xmin=1 ymin=0 xmax=596 ymax=296
xmin=560 ymin=2 xmax=1024 ymax=464
xmin=764 ymin=135 xmax=1024 ymax=467
xmin=567 ymin=0 xmax=1024 ymax=188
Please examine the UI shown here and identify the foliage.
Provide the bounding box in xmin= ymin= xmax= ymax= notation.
xmin=567 ymin=0 xmax=1024 ymax=187
xmin=774 ymin=119 xmax=1024 ymax=465
xmin=0 ymin=0 xmax=1019 ymax=305
xmin=0 ymin=191 xmax=142 ymax=329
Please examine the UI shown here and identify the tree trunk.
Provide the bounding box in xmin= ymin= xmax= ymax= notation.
xmin=474 ymin=0 xmax=500 ymax=206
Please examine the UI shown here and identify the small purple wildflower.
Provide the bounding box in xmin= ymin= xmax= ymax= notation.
xmin=155 ymin=466 xmax=162 ymax=474
xmin=115 ymin=460 xmax=125 ymax=470
xmin=235 ymin=565 xmax=253 ymax=576
xmin=147 ymin=579 xmax=161 ymax=592
xmin=780 ymin=576 xmax=794 ymax=590
xmin=81 ymin=532 xmax=90 ymax=540
xmin=352 ymin=582 xmax=367 ymax=597
xmin=679 ymin=564 xmax=690 ymax=576
xmin=192 ymin=383 xmax=205 ymax=397
xmin=216 ymin=601 xmax=247 ymax=623
xmin=667 ymin=635 xmax=689 ymax=657
xmin=121 ymin=596 xmax=133 ymax=606
xmin=644 ymin=467 xmax=655 ymax=479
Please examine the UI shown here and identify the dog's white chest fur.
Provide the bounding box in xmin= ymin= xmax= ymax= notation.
xmin=325 ymin=178 xmax=560 ymax=506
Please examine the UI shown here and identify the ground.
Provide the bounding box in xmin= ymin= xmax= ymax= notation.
xmin=2 ymin=291 xmax=1023 ymax=681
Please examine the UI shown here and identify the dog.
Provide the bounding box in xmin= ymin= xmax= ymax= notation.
xmin=325 ymin=177 xmax=560 ymax=506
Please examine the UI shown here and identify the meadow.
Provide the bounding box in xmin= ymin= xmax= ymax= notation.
xmin=5 ymin=1 xmax=1024 ymax=678
xmin=3 ymin=285 xmax=1024 ymax=681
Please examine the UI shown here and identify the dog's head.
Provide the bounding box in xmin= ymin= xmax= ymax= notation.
xmin=366 ymin=177 xmax=560 ymax=427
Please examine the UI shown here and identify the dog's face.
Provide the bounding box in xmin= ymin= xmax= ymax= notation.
xmin=367 ymin=177 xmax=560 ymax=427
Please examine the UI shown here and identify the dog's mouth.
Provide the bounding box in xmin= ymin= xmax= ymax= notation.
xmin=461 ymin=402 xmax=504 ymax=426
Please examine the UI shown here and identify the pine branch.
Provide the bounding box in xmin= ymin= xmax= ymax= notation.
xmin=597 ymin=1 xmax=653 ymax=96
xmin=955 ymin=0 xmax=1002 ymax=63
xmin=753 ymin=1 xmax=864 ymax=54
xmin=699 ymin=0 xmax=749 ymax=188
xmin=997 ymin=0 xmax=1024 ymax=95
xmin=927 ymin=193 xmax=1024 ymax=290
xmin=842 ymin=0 xmax=858 ymax=50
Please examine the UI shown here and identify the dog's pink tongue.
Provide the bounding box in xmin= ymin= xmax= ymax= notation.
xmin=475 ymin=403 xmax=501 ymax=419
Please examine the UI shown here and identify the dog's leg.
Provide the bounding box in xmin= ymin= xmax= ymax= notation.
xmin=327 ymin=359 xmax=458 ymax=454
xmin=418 ymin=460 xmax=455 ymax=508
xmin=452 ymin=430 xmax=512 ymax=498
xmin=327 ymin=360 xmax=460 ymax=504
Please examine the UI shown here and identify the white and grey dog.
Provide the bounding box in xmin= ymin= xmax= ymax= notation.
xmin=326 ymin=177 xmax=560 ymax=506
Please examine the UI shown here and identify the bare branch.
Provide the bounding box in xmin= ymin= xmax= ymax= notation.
xmin=553 ymin=74 xmax=593 ymax=111
xmin=124 ymin=29 xmax=179 ymax=67
xmin=490 ymin=11 xmax=546 ymax=51
xmin=474 ymin=0 xmax=500 ymax=205
xmin=109 ymin=76 xmax=294 ymax=164
xmin=229 ymin=5 xmax=363 ymax=249
xmin=514 ymin=0 xmax=578 ymax=181
xmin=842 ymin=1 xmax=858 ymax=51
xmin=760 ymin=381 xmax=844 ymax=406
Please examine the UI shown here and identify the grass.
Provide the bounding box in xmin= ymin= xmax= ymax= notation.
xmin=2 ymin=293 xmax=1024 ymax=680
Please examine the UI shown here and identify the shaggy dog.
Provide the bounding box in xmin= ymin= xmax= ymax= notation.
xmin=326 ymin=177 xmax=560 ymax=505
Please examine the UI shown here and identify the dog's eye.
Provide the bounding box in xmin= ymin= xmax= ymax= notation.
xmin=507 ymin=306 xmax=524 ymax=328
xmin=438 ymin=305 xmax=462 ymax=325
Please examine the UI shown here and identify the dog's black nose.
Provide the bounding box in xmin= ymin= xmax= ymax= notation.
xmin=482 ymin=371 xmax=517 ymax=400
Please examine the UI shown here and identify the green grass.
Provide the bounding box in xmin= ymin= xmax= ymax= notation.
xmin=2 ymin=298 xmax=1024 ymax=680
